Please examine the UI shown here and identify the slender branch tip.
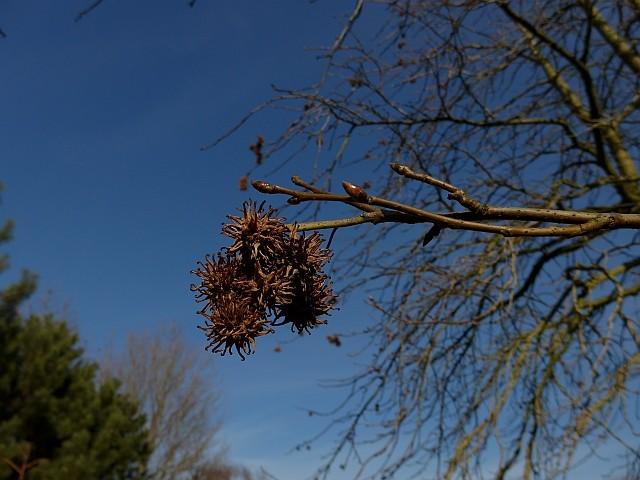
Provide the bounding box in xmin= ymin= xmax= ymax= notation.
xmin=390 ymin=162 xmax=405 ymax=174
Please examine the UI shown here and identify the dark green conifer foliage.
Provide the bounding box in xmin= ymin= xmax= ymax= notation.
xmin=0 ymin=186 xmax=150 ymax=479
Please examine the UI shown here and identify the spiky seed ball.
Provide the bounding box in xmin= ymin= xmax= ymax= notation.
xmin=193 ymin=201 xmax=337 ymax=359
xmin=191 ymin=254 xmax=257 ymax=311
xmin=198 ymin=294 xmax=272 ymax=360
xmin=279 ymin=273 xmax=336 ymax=334
xmin=222 ymin=201 xmax=289 ymax=271
xmin=275 ymin=232 xmax=336 ymax=333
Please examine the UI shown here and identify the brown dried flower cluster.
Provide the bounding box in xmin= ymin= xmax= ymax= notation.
xmin=191 ymin=201 xmax=336 ymax=359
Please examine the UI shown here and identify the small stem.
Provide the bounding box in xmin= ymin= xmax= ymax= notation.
xmin=289 ymin=214 xmax=376 ymax=231
xmin=291 ymin=176 xmax=378 ymax=213
xmin=391 ymin=163 xmax=488 ymax=213
xmin=288 ymin=211 xmax=421 ymax=232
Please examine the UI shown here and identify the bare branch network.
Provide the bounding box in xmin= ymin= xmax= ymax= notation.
xmin=197 ymin=0 xmax=640 ymax=478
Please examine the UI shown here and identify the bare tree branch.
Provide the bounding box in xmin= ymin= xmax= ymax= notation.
xmin=253 ymin=164 xmax=640 ymax=236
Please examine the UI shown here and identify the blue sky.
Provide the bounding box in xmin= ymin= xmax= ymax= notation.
xmin=0 ymin=1 xmax=370 ymax=478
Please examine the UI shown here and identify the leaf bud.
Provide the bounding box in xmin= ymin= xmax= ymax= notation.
xmin=341 ymin=181 xmax=370 ymax=202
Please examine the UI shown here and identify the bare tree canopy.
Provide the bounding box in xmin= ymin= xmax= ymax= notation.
xmin=202 ymin=0 xmax=640 ymax=479
xmin=100 ymin=325 xmax=236 ymax=480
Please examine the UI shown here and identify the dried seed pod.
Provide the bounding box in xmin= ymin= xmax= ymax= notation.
xmin=198 ymin=294 xmax=272 ymax=360
xmin=276 ymin=240 xmax=336 ymax=332
xmin=222 ymin=201 xmax=290 ymax=270
xmin=193 ymin=202 xmax=337 ymax=359
xmin=191 ymin=254 xmax=253 ymax=312
xmin=285 ymin=286 xmax=334 ymax=333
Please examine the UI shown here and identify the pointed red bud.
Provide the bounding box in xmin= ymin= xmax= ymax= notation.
xmin=252 ymin=180 xmax=275 ymax=193
xmin=341 ymin=181 xmax=370 ymax=202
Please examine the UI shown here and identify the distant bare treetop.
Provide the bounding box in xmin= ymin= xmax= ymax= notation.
xmin=100 ymin=324 xmax=249 ymax=480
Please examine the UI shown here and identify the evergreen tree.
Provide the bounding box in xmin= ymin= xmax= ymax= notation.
xmin=0 ymin=188 xmax=150 ymax=480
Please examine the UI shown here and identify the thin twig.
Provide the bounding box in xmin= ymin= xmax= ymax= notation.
xmin=327 ymin=0 xmax=365 ymax=57
xmin=292 ymin=175 xmax=378 ymax=213
xmin=75 ymin=0 xmax=106 ymax=22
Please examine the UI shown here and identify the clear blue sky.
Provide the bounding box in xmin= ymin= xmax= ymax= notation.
xmin=0 ymin=2 xmax=370 ymax=478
